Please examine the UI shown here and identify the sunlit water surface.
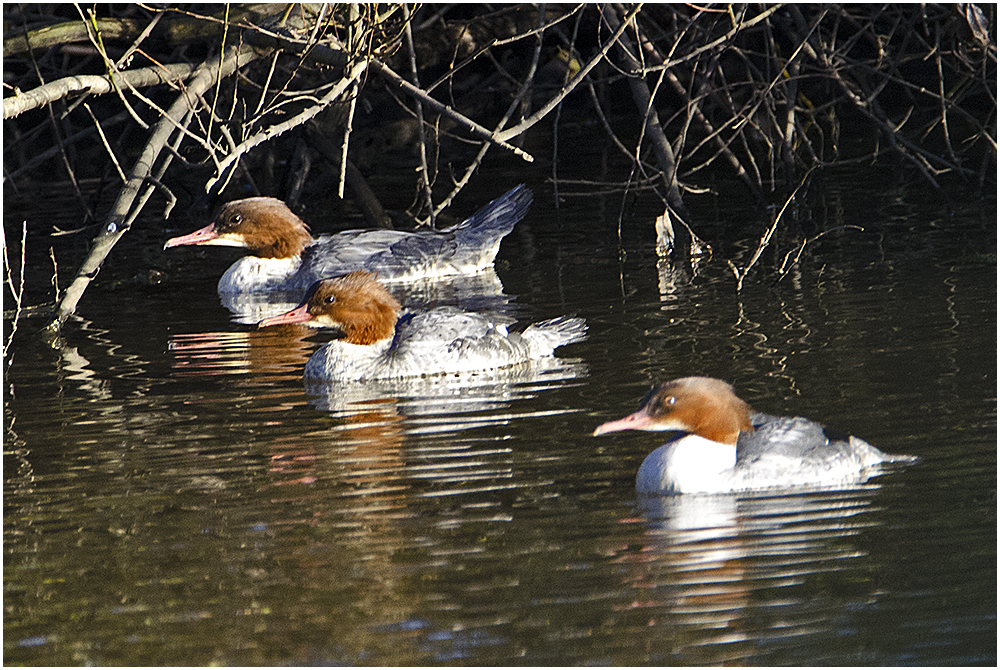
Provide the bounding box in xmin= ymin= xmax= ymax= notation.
xmin=4 ymin=155 xmax=996 ymax=665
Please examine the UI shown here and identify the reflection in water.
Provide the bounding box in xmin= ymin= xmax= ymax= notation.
xmin=307 ymin=358 xmax=587 ymax=423
xmin=223 ymin=359 xmax=590 ymax=664
xmin=58 ymin=345 xmax=111 ymax=399
xmin=295 ymin=358 xmax=590 ymax=495
xmin=168 ymin=325 xmax=314 ymax=382
xmin=220 ymin=292 xmax=300 ymax=324
xmin=52 ymin=316 xmax=149 ymax=401
xmin=612 ymin=486 xmax=887 ymax=664
xmin=655 ymin=254 xmax=710 ymax=301
xmin=5 ymin=165 xmax=993 ymax=665
xmin=654 ymin=254 xmax=815 ymax=391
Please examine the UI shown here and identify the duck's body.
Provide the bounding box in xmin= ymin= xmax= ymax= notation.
xmin=165 ymin=185 xmax=532 ymax=297
xmin=593 ymin=377 xmax=917 ymax=494
xmin=258 ymin=272 xmax=586 ymax=382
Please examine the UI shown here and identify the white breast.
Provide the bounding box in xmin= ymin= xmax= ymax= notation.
xmin=218 ymin=256 xmax=302 ymax=293
xmin=636 ymin=434 xmax=737 ymax=494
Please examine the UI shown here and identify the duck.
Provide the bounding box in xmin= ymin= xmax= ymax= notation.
xmin=257 ymin=271 xmax=586 ymax=382
xmin=164 ymin=184 xmax=532 ymax=297
xmin=593 ymin=376 xmax=917 ymax=494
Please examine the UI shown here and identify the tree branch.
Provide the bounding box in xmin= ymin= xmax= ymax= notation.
xmin=46 ymin=43 xmax=259 ymax=334
xmin=204 ymin=58 xmax=369 ymax=195
xmin=3 ymin=62 xmax=196 ymax=119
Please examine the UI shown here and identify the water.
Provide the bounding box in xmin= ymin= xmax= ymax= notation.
xmin=4 ymin=154 xmax=996 ymax=665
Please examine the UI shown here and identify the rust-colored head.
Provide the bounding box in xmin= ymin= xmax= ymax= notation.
xmin=258 ymin=271 xmax=401 ymax=345
xmin=164 ymin=197 xmax=313 ymax=259
xmin=593 ymin=377 xmax=753 ymax=445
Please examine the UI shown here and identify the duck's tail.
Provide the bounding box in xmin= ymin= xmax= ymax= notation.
xmin=449 ymin=184 xmax=533 ymax=253
xmin=521 ymin=316 xmax=587 ymax=357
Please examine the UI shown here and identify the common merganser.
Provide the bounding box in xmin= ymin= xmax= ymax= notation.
xmin=164 ymin=185 xmax=532 ymax=296
xmin=593 ymin=377 xmax=917 ymax=494
xmin=258 ymin=271 xmax=586 ymax=382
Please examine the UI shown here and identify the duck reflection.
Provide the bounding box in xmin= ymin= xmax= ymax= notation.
xmin=611 ymin=485 xmax=887 ymax=664
xmin=257 ymin=358 xmax=589 ymax=497
xmin=169 ymin=271 xmax=520 ymax=382
xmin=265 ymin=402 xmax=406 ymax=490
xmin=241 ymin=359 xmax=590 ymax=664
xmin=166 ymin=316 xmax=588 ymax=497
xmin=168 ymin=324 xmax=315 ymax=382
xmin=305 ymin=358 xmax=588 ymax=426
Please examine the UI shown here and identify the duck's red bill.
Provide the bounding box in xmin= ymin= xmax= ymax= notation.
xmin=163 ymin=223 xmax=219 ymax=249
xmin=259 ymin=303 xmax=312 ymax=328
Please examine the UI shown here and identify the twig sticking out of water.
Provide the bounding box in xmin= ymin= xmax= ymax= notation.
xmin=3 ymin=221 xmax=27 ymax=363
xmin=48 ymin=246 xmax=60 ymax=303
xmin=727 ymin=170 xmax=813 ymax=293
xmin=772 ymin=226 xmax=865 ymax=287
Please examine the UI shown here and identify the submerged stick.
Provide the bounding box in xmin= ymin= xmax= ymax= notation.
xmin=46 ymin=43 xmax=258 ymax=334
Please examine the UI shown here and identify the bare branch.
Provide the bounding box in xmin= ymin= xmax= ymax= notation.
xmin=205 ymin=58 xmax=368 ymax=195
xmin=402 ymin=4 xmax=435 ymax=225
xmin=47 ymin=43 xmax=259 ymax=333
xmin=3 ymin=63 xmax=196 ymax=119
xmin=493 ymin=4 xmax=644 ymax=145
xmin=371 ymin=58 xmax=535 ymax=162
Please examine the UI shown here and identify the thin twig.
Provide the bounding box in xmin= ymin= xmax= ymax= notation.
xmin=205 ymin=58 xmax=368 ymax=195
xmin=83 ymin=102 xmax=127 ymax=183
xmin=492 ymin=4 xmax=643 ymax=145
xmin=4 ymin=111 xmax=131 ymax=182
xmin=727 ymin=168 xmax=815 ymax=292
xmin=76 ymin=5 xmax=152 ymax=130
xmin=430 ymin=6 xmax=547 ymax=219
xmin=3 ymin=220 xmax=27 ymax=362
xmin=403 ymin=3 xmax=435 ymax=225
xmin=17 ymin=11 xmax=94 ymax=219
xmin=338 ymin=7 xmax=362 ymax=200
xmin=49 ymin=246 xmax=60 ymax=302
xmin=773 ymin=225 xmax=865 ymax=285
xmin=371 ymin=57 xmax=535 ymax=163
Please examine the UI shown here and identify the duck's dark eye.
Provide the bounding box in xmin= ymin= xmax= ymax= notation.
xmin=665 ymin=396 xmax=676 ymax=405
xmin=323 ymin=295 xmax=336 ymax=304
xmin=229 ymin=213 xmax=242 ymax=224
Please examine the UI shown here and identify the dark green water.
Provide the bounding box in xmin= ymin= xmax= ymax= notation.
xmin=4 ymin=152 xmax=996 ymax=664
